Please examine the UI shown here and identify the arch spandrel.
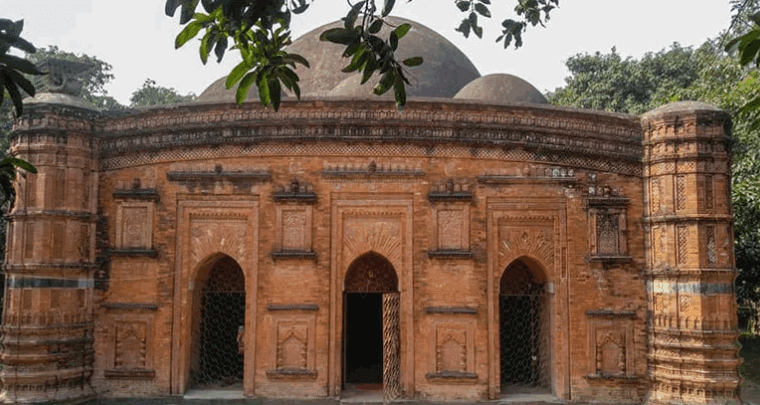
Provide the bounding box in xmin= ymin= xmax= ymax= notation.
xmin=344 ymin=251 xmax=399 ymax=293
xmin=342 ymin=219 xmax=403 ymax=272
xmin=498 ymin=227 xmax=554 ymax=282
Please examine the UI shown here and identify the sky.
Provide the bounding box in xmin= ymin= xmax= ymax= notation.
xmin=3 ymin=0 xmax=734 ymax=105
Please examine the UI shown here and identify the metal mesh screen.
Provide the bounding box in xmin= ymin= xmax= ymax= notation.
xmin=190 ymin=255 xmax=245 ymax=389
xmin=499 ymin=259 xmax=550 ymax=393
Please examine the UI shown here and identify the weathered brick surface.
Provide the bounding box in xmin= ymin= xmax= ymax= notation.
xmin=0 ymin=100 xmax=739 ymax=404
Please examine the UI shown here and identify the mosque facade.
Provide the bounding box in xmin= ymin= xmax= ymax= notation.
xmin=0 ymin=18 xmax=741 ymax=404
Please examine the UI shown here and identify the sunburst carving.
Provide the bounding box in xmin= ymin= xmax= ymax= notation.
xmin=499 ymin=226 xmax=554 ymax=269
xmin=190 ymin=221 xmax=248 ymax=267
xmin=343 ymin=218 xmax=402 ymax=269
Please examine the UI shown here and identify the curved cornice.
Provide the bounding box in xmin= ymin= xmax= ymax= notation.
xmin=14 ymin=99 xmax=646 ymax=176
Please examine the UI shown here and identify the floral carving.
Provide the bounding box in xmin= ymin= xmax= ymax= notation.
xmin=499 ymin=225 xmax=554 ymax=269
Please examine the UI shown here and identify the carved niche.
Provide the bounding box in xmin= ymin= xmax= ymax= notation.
xmin=105 ymin=315 xmax=155 ymax=379
xmin=115 ymin=202 xmax=154 ymax=249
xmin=428 ymin=181 xmax=472 ymax=259
xmin=272 ymin=179 xmax=316 ymax=260
xmin=588 ymin=196 xmax=629 ymax=261
xmin=426 ymin=320 xmax=476 ymax=382
xmin=267 ymin=315 xmax=317 ymax=379
xmin=275 ymin=207 xmax=312 ymax=252
xmin=586 ymin=312 xmax=635 ymax=379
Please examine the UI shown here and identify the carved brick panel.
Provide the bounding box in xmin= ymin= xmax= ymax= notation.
xmin=427 ymin=319 xmax=476 ymax=381
xmin=589 ymin=207 xmax=628 ymax=258
xmin=586 ymin=315 xmax=634 ymax=378
xmin=267 ymin=314 xmax=316 ymax=379
xmin=432 ymin=205 xmax=469 ymax=251
xmin=116 ymin=202 xmax=154 ymax=249
xmin=275 ymin=206 xmax=312 ymax=252
xmin=106 ymin=313 xmax=155 ymax=379
xmin=498 ymin=220 xmax=554 ymax=270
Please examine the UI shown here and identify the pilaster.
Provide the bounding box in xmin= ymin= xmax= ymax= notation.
xmin=1 ymin=101 xmax=100 ymax=403
xmin=641 ymin=101 xmax=740 ymax=404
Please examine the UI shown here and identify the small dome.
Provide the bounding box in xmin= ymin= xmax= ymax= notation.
xmin=196 ymin=76 xmax=259 ymax=104
xmin=643 ymin=101 xmax=722 ymax=115
xmin=197 ymin=16 xmax=481 ymax=103
xmin=454 ymin=74 xmax=547 ymax=104
xmin=23 ymin=92 xmax=99 ymax=111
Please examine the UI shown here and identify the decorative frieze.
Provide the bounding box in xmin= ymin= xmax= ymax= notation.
xmin=322 ymin=160 xmax=424 ymax=180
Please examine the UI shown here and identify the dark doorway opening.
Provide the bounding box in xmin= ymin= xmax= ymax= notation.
xmin=344 ymin=292 xmax=384 ymax=385
xmin=499 ymin=258 xmax=549 ymax=394
xmin=191 ymin=255 xmax=245 ymax=389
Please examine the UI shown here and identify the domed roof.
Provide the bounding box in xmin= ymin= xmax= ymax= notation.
xmin=196 ymin=16 xmax=481 ymax=103
xmin=454 ymin=74 xmax=547 ymax=104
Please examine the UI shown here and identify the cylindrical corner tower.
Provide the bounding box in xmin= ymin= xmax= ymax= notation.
xmin=642 ymin=101 xmax=740 ymax=404
xmin=0 ymin=59 xmax=99 ymax=404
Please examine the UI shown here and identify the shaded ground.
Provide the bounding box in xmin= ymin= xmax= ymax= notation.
xmin=742 ymin=335 xmax=760 ymax=404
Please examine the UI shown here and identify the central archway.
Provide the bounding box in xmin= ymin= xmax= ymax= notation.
xmin=499 ymin=257 xmax=550 ymax=394
xmin=189 ymin=254 xmax=246 ymax=389
xmin=343 ymin=252 xmax=400 ymax=399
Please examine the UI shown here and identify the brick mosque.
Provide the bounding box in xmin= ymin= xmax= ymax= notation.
xmin=0 ymin=18 xmax=742 ymax=404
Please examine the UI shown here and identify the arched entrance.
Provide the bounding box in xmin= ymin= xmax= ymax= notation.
xmin=499 ymin=257 xmax=550 ymax=394
xmin=190 ymin=254 xmax=246 ymax=389
xmin=343 ymin=252 xmax=400 ymax=400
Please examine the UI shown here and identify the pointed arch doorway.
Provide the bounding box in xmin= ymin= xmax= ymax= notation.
xmin=499 ymin=257 xmax=550 ymax=394
xmin=189 ymin=254 xmax=246 ymax=390
xmin=342 ymin=252 xmax=400 ymax=401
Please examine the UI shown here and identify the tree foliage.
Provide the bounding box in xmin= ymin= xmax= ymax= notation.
xmin=547 ymin=44 xmax=701 ymax=115
xmin=550 ymin=34 xmax=760 ymax=333
xmin=165 ymin=0 xmax=558 ymax=110
xmin=130 ymin=78 xmax=196 ymax=107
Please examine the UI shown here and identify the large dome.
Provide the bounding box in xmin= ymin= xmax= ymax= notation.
xmin=454 ymin=74 xmax=547 ymax=104
xmin=196 ymin=17 xmax=481 ymax=103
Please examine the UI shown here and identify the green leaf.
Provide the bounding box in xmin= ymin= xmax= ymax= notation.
xmin=390 ymin=32 xmax=399 ymax=50
xmin=0 ymin=54 xmax=44 ymax=75
xmin=473 ymin=25 xmax=483 ymax=38
xmin=319 ymin=28 xmax=359 ymax=45
xmin=214 ymin=36 xmax=228 ymax=63
xmin=361 ymin=57 xmax=376 ymax=84
xmin=394 ymin=75 xmax=406 ymax=110
xmin=175 ymin=20 xmax=202 ymax=48
xmin=282 ymin=53 xmax=310 ymax=68
xmin=3 ymin=72 xmax=23 ymax=116
xmin=393 ymin=23 xmax=411 ymax=40
xmin=368 ymin=19 xmax=383 ymax=34
xmin=479 ymin=0 xmax=491 ymax=4
xmin=3 ymin=67 xmax=35 ymax=97
xmin=474 ymin=3 xmax=491 ymax=17
xmin=382 ymin=0 xmax=396 ymax=17
xmin=342 ymin=46 xmax=368 ymax=73
xmin=226 ymin=61 xmax=250 ymax=89
xmin=402 ymin=56 xmax=423 ymax=67
xmin=1 ymin=157 xmax=36 ymax=174
xmin=236 ymin=71 xmax=257 ymax=104
xmin=741 ymin=40 xmax=760 ymax=66
xmin=343 ymin=1 xmax=366 ymax=29
xmin=257 ymin=71 xmax=271 ymax=107
xmin=456 ymin=1 xmax=471 ymax=12
xmin=165 ymin=0 xmax=181 ymax=16
xmin=192 ymin=12 xmax=213 ymax=23
xmin=200 ymin=32 xmax=212 ymax=64
xmin=180 ymin=0 xmax=200 ymax=24
xmin=456 ymin=19 xmax=471 ymax=38
xmin=269 ymin=77 xmax=282 ymax=111
xmin=373 ymin=71 xmax=394 ymax=95
xmin=0 ymin=33 xmax=36 ymax=53
xmin=280 ymin=68 xmax=301 ymax=99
